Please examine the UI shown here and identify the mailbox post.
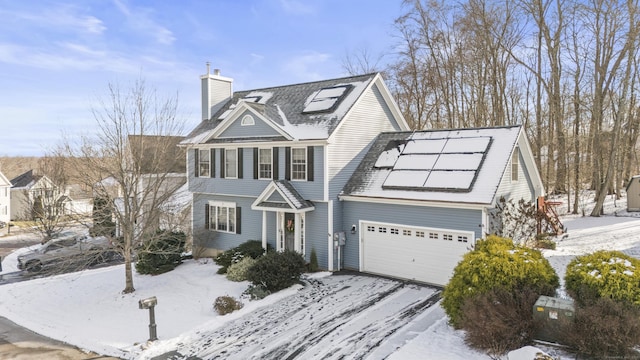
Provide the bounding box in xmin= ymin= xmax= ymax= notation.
xmin=138 ymin=296 xmax=158 ymax=341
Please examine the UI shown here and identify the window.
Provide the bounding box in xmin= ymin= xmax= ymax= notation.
xmin=259 ymin=148 xmax=272 ymax=179
xmin=403 ymin=229 xmax=412 ymax=236
xmin=291 ymin=148 xmax=306 ymax=180
xmin=302 ymin=85 xmax=353 ymax=113
xmin=390 ymin=228 xmax=399 ymax=235
xmin=208 ymin=202 xmax=237 ymax=233
xmin=443 ymin=234 xmax=453 ymax=241
xmin=367 ymin=225 xmax=375 ymax=232
xmin=225 ymin=149 xmax=237 ymax=178
xmin=416 ymin=231 xmax=425 ymax=238
xmin=511 ymin=147 xmax=519 ymax=181
xmin=458 ymin=235 xmax=468 ymax=243
xmin=429 ymin=232 xmax=439 ymax=239
xmin=241 ymin=114 xmax=255 ymax=126
xmin=378 ymin=227 xmax=387 ymax=233
xmin=198 ymin=149 xmax=210 ymax=177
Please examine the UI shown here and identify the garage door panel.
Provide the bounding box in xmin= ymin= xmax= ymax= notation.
xmin=362 ymin=222 xmax=473 ymax=286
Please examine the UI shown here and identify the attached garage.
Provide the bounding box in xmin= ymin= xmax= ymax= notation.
xmin=360 ymin=221 xmax=474 ymax=286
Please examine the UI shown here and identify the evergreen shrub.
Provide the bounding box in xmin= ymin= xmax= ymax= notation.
xmin=442 ymin=235 xmax=559 ymax=328
xmin=226 ymin=256 xmax=256 ymax=282
xmin=246 ymin=250 xmax=306 ymax=292
xmin=135 ymin=230 xmax=186 ymax=275
xmin=214 ymin=240 xmax=268 ymax=274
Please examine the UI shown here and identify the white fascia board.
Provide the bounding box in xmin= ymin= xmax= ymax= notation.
xmin=338 ymin=194 xmax=490 ymax=211
xmin=518 ymin=129 xmax=545 ymax=197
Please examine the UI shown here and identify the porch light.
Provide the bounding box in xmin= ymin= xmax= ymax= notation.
xmin=351 ymin=224 xmax=357 ymax=234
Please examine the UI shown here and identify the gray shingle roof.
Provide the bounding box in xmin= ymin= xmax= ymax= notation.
xmin=10 ymin=170 xmax=40 ymax=189
xmin=185 ymin=73 xmax=378 ymax=144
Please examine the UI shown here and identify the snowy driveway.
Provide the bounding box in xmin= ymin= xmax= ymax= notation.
xmin=151 ymin=274 xmax=440 ymax=360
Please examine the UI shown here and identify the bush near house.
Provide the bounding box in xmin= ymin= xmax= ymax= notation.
xmin=442 ymin=235 xmax=559 ymax=328
xmin=226 ymin=256 xmax=257 ymax=282
xmin=565 ymin=250 xmax=640 ymax=306
xmin=214 ymin=240 xmax=270 ymax=274
xmin=246 ymin=250 xmax=306 ymax=292
xmin=135 ymin=230 xmax=186 ymax=275
xmin=213 ymin=295 xmax=243 ymax=315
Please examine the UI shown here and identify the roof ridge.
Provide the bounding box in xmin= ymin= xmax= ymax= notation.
xmin=234 ymin=72 xmax=378 ymax=94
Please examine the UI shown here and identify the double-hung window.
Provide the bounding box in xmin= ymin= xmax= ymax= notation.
xmin=291 ymin=147 xmax=306 ymax=181
xmin=208 ymin=201 xmax=236 ymax=233
xmin=225 ymin=149 xmax=237 ymax=178
xmin=259 ymin=148 xmax=272 ymax=179
xmin=198 ymin=149 xmax=210 ymax=177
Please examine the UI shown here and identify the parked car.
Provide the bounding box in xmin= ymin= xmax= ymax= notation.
xmin=17 ymin=234 xmax=118 ymax=273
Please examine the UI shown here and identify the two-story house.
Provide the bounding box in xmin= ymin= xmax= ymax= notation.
xmin=183 ymin=68 xmax=544 ymax=286
xmin=10 ymin=170 xmax=67 ymax=221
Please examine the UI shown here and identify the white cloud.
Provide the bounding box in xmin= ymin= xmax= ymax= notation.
xmin=111 ymin=0 xmax=176 ymax=45
xmin=0 ymin=5 xmax=106 ymax=35
xmin=282 ymin=51 xmax=331 ymax=81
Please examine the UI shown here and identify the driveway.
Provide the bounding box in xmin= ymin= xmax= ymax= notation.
xmin=149 ymin=274 xmax=441 ymax=360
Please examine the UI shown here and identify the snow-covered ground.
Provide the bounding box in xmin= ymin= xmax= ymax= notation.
xmin=0 ymin=193 xmax=638 ymax=359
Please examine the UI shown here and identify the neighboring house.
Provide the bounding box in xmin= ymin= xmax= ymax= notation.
xmin=627 ymin=175 xmax=640 ymax=212
xmin=339 ymin=126 xmax=543 ymax=285
xmin=182 ymin=68 xmax=544 ymax=286
xmin=0 ymin=170 xmax=11 ymax=225
xmin=10 ymin=170 xmax=65 ymax=221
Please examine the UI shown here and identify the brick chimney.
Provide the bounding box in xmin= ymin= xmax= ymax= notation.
xmin=201 ymin=63 xmax=233 ymax=121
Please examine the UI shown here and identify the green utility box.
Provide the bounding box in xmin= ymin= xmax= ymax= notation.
xmin=533 ymin=295 xmax=574 ymax=343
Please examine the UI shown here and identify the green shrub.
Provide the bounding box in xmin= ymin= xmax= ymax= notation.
xmin=214 ymin=240 xmax=269 ymax=274
xmin=135 ymin=230 xmax=186 ymax=275
xmin=308 ymin=248 xmax=319 ymax=272
xmin=243 ymin=284 xmax=271 ymax=301
xmin=246 ymin=250 xmax=306 ymax=292
xmin=213 ymin=295 xmax=243 ymax=315
xmin=563 ymin=297 xmax=640 ymax=358
xmin=565 ymin=250 xmax=640 ymax=306
xmin=226 ymin=257 xmax=256 ymax=282
xmin=442 ymin=235 xmax=559 ymax=328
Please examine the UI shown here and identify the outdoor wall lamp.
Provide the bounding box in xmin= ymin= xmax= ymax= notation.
xmin=138 ymin=296 xmax=158 ymax=341
xmin=351 ymin=224 xmax=357 ymax=234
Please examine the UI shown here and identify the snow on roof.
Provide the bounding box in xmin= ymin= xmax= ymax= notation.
xmin=342 ymin=126 xmax=523 ymax=205
xmin=183 ymin=73 xmax=377 ymax=144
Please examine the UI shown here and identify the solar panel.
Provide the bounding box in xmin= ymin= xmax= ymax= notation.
xmin=381 ymin=136 xmax=492 ymax=192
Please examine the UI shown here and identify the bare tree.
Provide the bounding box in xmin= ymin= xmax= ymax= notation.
xmin=62 ymin=78 xmax=186 ymax=293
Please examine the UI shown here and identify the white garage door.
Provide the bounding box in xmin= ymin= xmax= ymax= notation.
xmin=361 ymin=221 xmax=474 ymax=286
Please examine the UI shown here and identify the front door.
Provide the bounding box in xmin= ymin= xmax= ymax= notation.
xmin=284 ymin=213 xmax=295 ymax=251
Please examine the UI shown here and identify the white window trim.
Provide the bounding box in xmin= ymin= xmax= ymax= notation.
xmin=258 ymin=148 xmax=273 ymax=180
xmin=241 ymin=114 xmax=255 ymax=126
xmin=225 ymin=148 xmax=238 ymax=179
xmin=208 ymin=201 xmax=236 ymax=233
xmin=291 ymin=147 xmax=307 ymax=181
xmin=511 ymin=147 xmax=519 ymax=182
xmin=198 ymin=149 xmax=211 ymax=178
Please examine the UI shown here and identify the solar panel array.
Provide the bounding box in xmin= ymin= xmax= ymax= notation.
xmin=302 ymin=85 xmax=353 ymax=114
xmin=380 ymin=136 xmax=492 ymax=192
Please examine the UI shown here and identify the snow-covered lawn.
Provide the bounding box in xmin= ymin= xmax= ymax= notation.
xmin=0 ymin=193 xmax=638 ymax=359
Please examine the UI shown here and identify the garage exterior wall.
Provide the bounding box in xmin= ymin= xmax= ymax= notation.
xmin=339 ymin=200 xmax=483 ymax=270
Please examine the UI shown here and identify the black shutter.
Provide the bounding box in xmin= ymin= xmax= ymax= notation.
xmin=194 ymin=149 xmax=199 ymax=178
xmin=235 ymin=207 xmax=242 ymax=234
xmin=273 ymin=147 xmax=279 ymax=180
xmin=204 ymin=203 xmax=209 ymax=229
xmin=211 ymin=148 xmax=216 ymax=178
xmin=220 ymin=149 xmax=225 ymax=178
xmin=285 ymin=147 xmax=291 ymax=180
xmin=307 ymin=146 xmax=314 ymax=182
xmin=253 ymin=148 xmax=259 ymax=179
xmin=238 ymin=148 xmax=244 ymax=179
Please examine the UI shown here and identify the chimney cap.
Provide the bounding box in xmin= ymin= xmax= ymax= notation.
xmin=214 ymin=68 xmax=220 ymax=76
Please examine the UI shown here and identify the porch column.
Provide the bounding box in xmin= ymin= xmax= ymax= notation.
xmin=261 ymin=210 xmax=267 ymax=251
xmin=294 ymin=213 xmax=301 ymax=254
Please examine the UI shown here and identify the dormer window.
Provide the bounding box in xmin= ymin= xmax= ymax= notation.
xmin=241 ymin=115 xmax=255 ymax=126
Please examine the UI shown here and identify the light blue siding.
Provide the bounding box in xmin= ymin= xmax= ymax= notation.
xmin=340 ymin=201 xmax=483 ymax=270
xmin=303 ymin=202 xmax=329 ymax=268
xmin=218 ymin=110 xmax=282 ymax=139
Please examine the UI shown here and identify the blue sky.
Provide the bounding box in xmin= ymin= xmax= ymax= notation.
xmin=0 ymin=0 xmax=404 ymax=157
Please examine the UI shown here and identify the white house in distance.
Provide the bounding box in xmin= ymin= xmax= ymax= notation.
xmin=0 ymin=170 xmax=11 ymax=225
xmin=9 ymin=170 xmax=66 ymax=221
